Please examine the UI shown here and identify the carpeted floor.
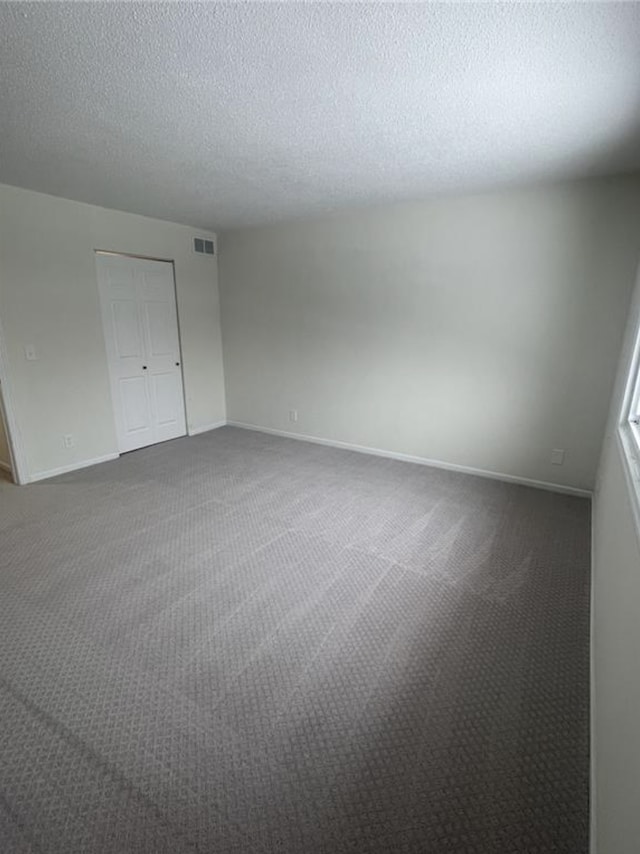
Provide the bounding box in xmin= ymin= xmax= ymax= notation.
xmin=0 ymin=426 xmax=590 ymax=853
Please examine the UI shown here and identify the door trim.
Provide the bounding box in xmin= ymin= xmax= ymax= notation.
xmin=95 ymin=249 xmax=174 ymax=264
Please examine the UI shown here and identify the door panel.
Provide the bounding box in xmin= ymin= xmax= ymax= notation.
xmin=97 ymin=255 xmax=187 ymax=454
xmin=111 ymin=300 xmax=144 ymax=358
xmin=151 ymin=371 xmax=183 ymax=427
xmin=119 ymin=376 xmax=152 ymax=433
xmin=144 ymin=301 xmax=174 ymax=357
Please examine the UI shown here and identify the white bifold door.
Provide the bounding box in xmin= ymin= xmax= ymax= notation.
xmin=96 ymin=254 xmax=187 ymax=453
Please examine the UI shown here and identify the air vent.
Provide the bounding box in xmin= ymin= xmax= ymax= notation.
xmin=193 ymin=237 xmax=215 ymax=256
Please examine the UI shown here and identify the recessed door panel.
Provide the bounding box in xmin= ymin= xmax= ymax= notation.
xmin=151 ymin=371 xmax=183 ymax=427
xmin=119 ymin=376 xmax=152 ymax=433
xmin=111 ymin=300 xmax=143 ymax=358
xmin=144 ymin=301 xmax=174 ymax=357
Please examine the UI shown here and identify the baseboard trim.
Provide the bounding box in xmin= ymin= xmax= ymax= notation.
xmin=26 ymin=424 xmax=228 ymax=482
xmin=28 ymin=453 xmax=120 ymax=483
xmin=0 ymin=459 xmax=11 ymax=473
xmin=227 ymin=421 xmax=592 ymax=498
xmin=188 ymin=421 xmax=227 ymax=436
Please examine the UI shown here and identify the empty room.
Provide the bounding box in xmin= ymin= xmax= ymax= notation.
xmin=1 ymin=2 xmax=640 ymax=852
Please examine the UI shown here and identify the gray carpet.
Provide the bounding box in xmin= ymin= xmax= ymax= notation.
xmin=0 ymin=426 xmax=590 ymax=853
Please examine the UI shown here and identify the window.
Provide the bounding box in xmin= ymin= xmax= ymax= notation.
xmin=618 ymin=308 xmax=640 ymax=531
xmin=621 ymin=317 xmax=640 ymax=439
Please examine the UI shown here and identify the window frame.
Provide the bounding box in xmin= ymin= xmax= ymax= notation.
xmin=617 ymin=309 xmax=640 ymax=535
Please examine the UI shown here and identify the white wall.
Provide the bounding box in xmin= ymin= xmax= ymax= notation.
xmin=591 ymin=261 xmax=640 ymax=854
xmin=0 ymin=183 xmax=226 ymax=481
xmin=220 ymin=176 xmax=640 ymax=492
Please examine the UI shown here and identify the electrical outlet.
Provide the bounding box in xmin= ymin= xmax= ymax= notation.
xmin=550 ymin=448 xmax=565 ymax=465
xmin=63 ymin=433 xmax=75 ymax=449
xmin=289 ymin=409 xmax=298 ymax=423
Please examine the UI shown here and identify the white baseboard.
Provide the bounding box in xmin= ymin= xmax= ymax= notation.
xmin=22 ymin=421 xmax=592 ymax=498
xmin=28 ymin=453 xmax=120 ymax=483
xmin=0 ymin=459 xmax=11 ymax=473
xmin=25 ymin=424 xmax=227 ymax=483
xmin=188 ymin=421 xmax=227 ymax=436
xmin=227 ymin=420 xmax=592 ymax=498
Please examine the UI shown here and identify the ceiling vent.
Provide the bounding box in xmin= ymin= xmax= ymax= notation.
xmin=193 ymin=237 xmax=215 ymax=256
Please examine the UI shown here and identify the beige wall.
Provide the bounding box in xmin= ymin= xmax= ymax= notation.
xmin=0 ymin=183 xmax=226 ymax=480
xmin=220 ymin=176 xmax=640 ymax=492
xmin=592 ymin=262 xmax=640 ymax=854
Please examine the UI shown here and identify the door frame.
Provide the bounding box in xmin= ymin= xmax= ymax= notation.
xmin=0 ymin=313 xmax=29 ymax=484
xmin=94 ymin=250 xmax=188 ymax=454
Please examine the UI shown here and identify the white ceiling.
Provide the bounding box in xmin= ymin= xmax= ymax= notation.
xmin=1 ymin=2 xmax=640 ymax=231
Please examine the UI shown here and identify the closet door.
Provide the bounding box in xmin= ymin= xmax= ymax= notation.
xmin=136 ymin=259 xmax=187 ymax=446
xmin=97 ymin=254 xmax=186 ymax=453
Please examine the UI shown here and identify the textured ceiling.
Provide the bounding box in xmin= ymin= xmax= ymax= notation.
xmin=2 ymin=2 xmax=640 ymax=230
